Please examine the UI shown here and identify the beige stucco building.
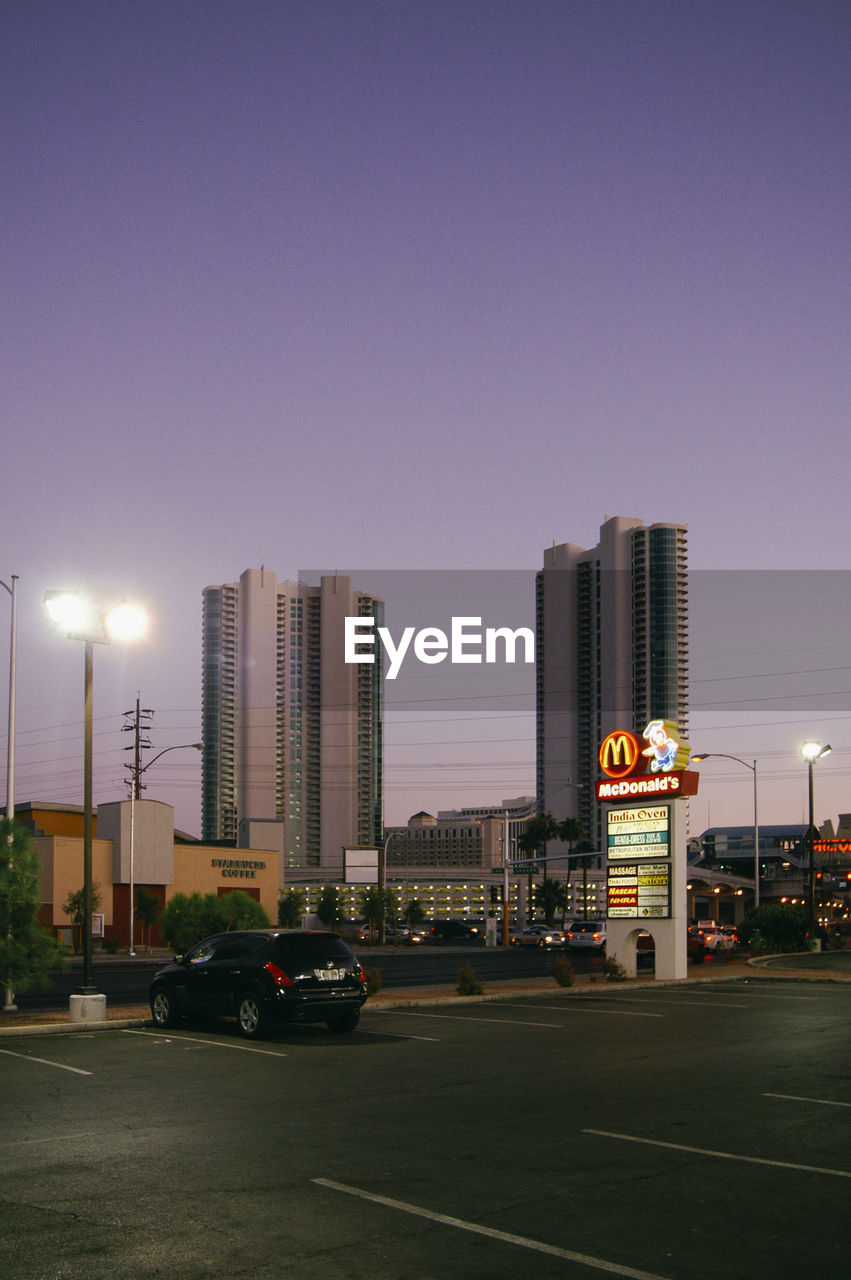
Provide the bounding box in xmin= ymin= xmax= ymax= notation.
xmin=15 ymin=801 xmax=280 ymax=949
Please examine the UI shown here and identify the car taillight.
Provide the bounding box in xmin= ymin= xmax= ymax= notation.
xmin=593 ymin=933 xmax=601 ymax=941
xmin=264 ymin=961 xmax=294 ymax=988
xmin=356 ymin=963 xmax=366 ymax=984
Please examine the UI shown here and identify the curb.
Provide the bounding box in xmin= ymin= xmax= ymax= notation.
xmin=2 ymin=958 xmax=848 ymax=1038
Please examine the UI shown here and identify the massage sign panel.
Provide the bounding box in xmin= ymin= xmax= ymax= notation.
xmin=598 ymin=721 xmax=697 ymax=979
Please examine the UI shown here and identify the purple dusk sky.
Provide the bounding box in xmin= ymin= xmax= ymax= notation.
xmin=2 ymin=2 xmax=849 ymax=837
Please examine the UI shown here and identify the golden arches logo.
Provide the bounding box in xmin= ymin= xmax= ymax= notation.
xmin=599 ymin=730 xmax=642 ymax=779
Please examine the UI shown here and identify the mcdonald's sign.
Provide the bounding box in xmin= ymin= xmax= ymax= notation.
xmin=599 ymin=730 xmax=643 ymax=779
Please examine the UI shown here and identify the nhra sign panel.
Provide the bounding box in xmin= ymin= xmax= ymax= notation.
xmin=596 ymin=720 xmax=697 ymax=801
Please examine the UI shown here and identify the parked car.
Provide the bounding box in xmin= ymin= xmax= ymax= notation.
xmin=566 ymin=921 xmax=607 ymax=950
xmin=512 ymin=924 xmax=566 ymax=948
xmin=425 ymin=919 xmax=483 ymax=944
xmin=149 ymin=929 xmax=367 ymax=1039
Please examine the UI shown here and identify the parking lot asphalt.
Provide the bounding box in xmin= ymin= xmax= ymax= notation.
xmin=3 ymin=968 xmax=850 ymax=1280
xmin=2 ymin=951 xmax=849 ymax=1037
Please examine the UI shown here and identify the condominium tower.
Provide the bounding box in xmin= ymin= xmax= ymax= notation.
xmin=202 ymin=568 xmax=383 ymax=869
xmin=536 ymin=516 xmax=688 ymax=849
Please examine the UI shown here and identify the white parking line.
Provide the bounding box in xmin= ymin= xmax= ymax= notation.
xmin=378 ymin=1011 xmax=566 ymax=1028
xmin=764 ymin=1092 xmax=851 ymax=1108
xmin=314 ymin=1177 xmax=672 ymax=1280
xmin=497 ymin=1002 xmax=663 ymax=1019
xmin=0 ymin=1048 xmax=92 ymax=1076
xmin=583 ymin=1128 xmax=851 ymax=1179
xmin=122 ymin=1029 xmax=287 ymax=1057
xmin=602 ymin=996 xmax=750 ymax=1009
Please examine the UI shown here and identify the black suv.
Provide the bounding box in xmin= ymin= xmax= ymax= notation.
xmin=149 ymin=929 xmax=367 ymax=1038
xmin=426 ymin=919 xmax=483 ymax=944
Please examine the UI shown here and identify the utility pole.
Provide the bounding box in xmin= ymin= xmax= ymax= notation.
xmin=122 ymin=697 xmax=152 ymax=955
xmin=123 ymin=696 xmax=154 ymax=798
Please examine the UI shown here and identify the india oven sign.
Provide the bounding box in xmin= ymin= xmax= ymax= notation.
xmin=607 ymin=804 xmax=670 ymax=859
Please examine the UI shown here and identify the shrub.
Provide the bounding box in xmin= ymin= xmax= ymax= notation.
xmin=160 ymin=891 xmax=271 ymax=953
xmin=456 ymin=962 xmax=484 ymax=995
xmin=551 ymin=955 xmax=574 ymax=987
xmin=365 ymin=968 xmax=382 ymax=996
xmin=737 ymin=904 xmax=809 ymax=954
xmin=602 ymin=955 xmax=627 ymax=982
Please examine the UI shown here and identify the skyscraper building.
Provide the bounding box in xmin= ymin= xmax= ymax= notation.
xmin=202 ymin=568 xmax=383 ymax=869
xmin=536 ymin=516 xmax=688 ymax=850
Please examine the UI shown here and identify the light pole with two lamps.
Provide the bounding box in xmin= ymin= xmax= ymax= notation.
xmin=2 ymin=575 xmax=18 ymax=1012
xmin=691 ymin=753 xmax=760 ymax=909
xmin=801 ymin=741 xmax=831 ymax=944
xmin=44 ymin=592 xmax=147 ymax=1010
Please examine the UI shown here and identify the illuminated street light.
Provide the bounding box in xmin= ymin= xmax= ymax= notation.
xmin=44 ymin=591 xmax=148 ymax=1002
xmin=801 ymin=742 xmax=831 ymax=943
xmin=692 ymin=754 xmax=760 ymax=909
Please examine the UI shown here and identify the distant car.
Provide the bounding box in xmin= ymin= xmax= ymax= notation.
xmin=566 ymin=921 xmax=607 ymax=950
xmin=426 ymin=919 xmax=483 ymax=944
xmin=149 ymin=929 xmax=367 ymax=1038
xmin=637 ymin=930 xmax=706 ymax=965
xmin=358 ymin=922 xmax=410 ymax=943
xmin=690 ymin=923 xmax=734 ymax=953
xmin=512 ymin=924 xmax=565 ymax=948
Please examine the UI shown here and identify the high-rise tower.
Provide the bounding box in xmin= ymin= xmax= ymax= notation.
xmin=536 ymin=517 xmax=688 ymax=849
xmin=202 ymin=568 xmax=383 ymax=868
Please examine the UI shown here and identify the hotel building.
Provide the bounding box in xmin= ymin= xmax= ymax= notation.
xmin=202 ymin=568 xmax=383 ymax=873
xmin=537 ymin=516 xmax=689 ymax=851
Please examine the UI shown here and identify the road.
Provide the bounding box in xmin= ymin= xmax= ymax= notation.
xmin=12 ymin=944 xmax=606 ymax=1011
xmin=3 ymin=977 xmax=849 ymax=1279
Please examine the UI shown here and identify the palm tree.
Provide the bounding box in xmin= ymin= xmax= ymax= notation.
xmin=534 ymin=877 xmax=567 ymax=926
xmin=278 ymin=888 xmax=305 ymax=929
xmin=575 ymin=838 xmax=597 ymax=920
xmin=316 ymin=886 xmax=343 ymax=933
xmin=556 ymin=816 xmax=585 ymax=923
xmin=557 ymin=816 xmax=584 ymax=854
xmin=357 ymin=886 xmax=385 ymax=943
xmin=403 ymin=897 xmax=426 ymax=929
xmin=518 ymin=812 xmax=559 ymax=923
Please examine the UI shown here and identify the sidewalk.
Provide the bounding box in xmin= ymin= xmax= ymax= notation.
xmin=2 ymin=952 xmax=848 ymax=1038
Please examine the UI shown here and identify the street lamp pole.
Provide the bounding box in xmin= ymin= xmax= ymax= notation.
xmin=81 ymin=639 xmax=95 ymax=991
xmin=128 ymin=742 xmax=202 ymax=954
xmin=45 ymin=592 xmax=147 ymax=1005
xmin=2 ymin=575 xmax=18 ymax=1012
xmin=801 ymin=742 xmax=831 ymax=943
xmin=1 ymin=575 xmax=17 ymax=823
xmin=692 ymin=753 xmax=760 ymax=909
